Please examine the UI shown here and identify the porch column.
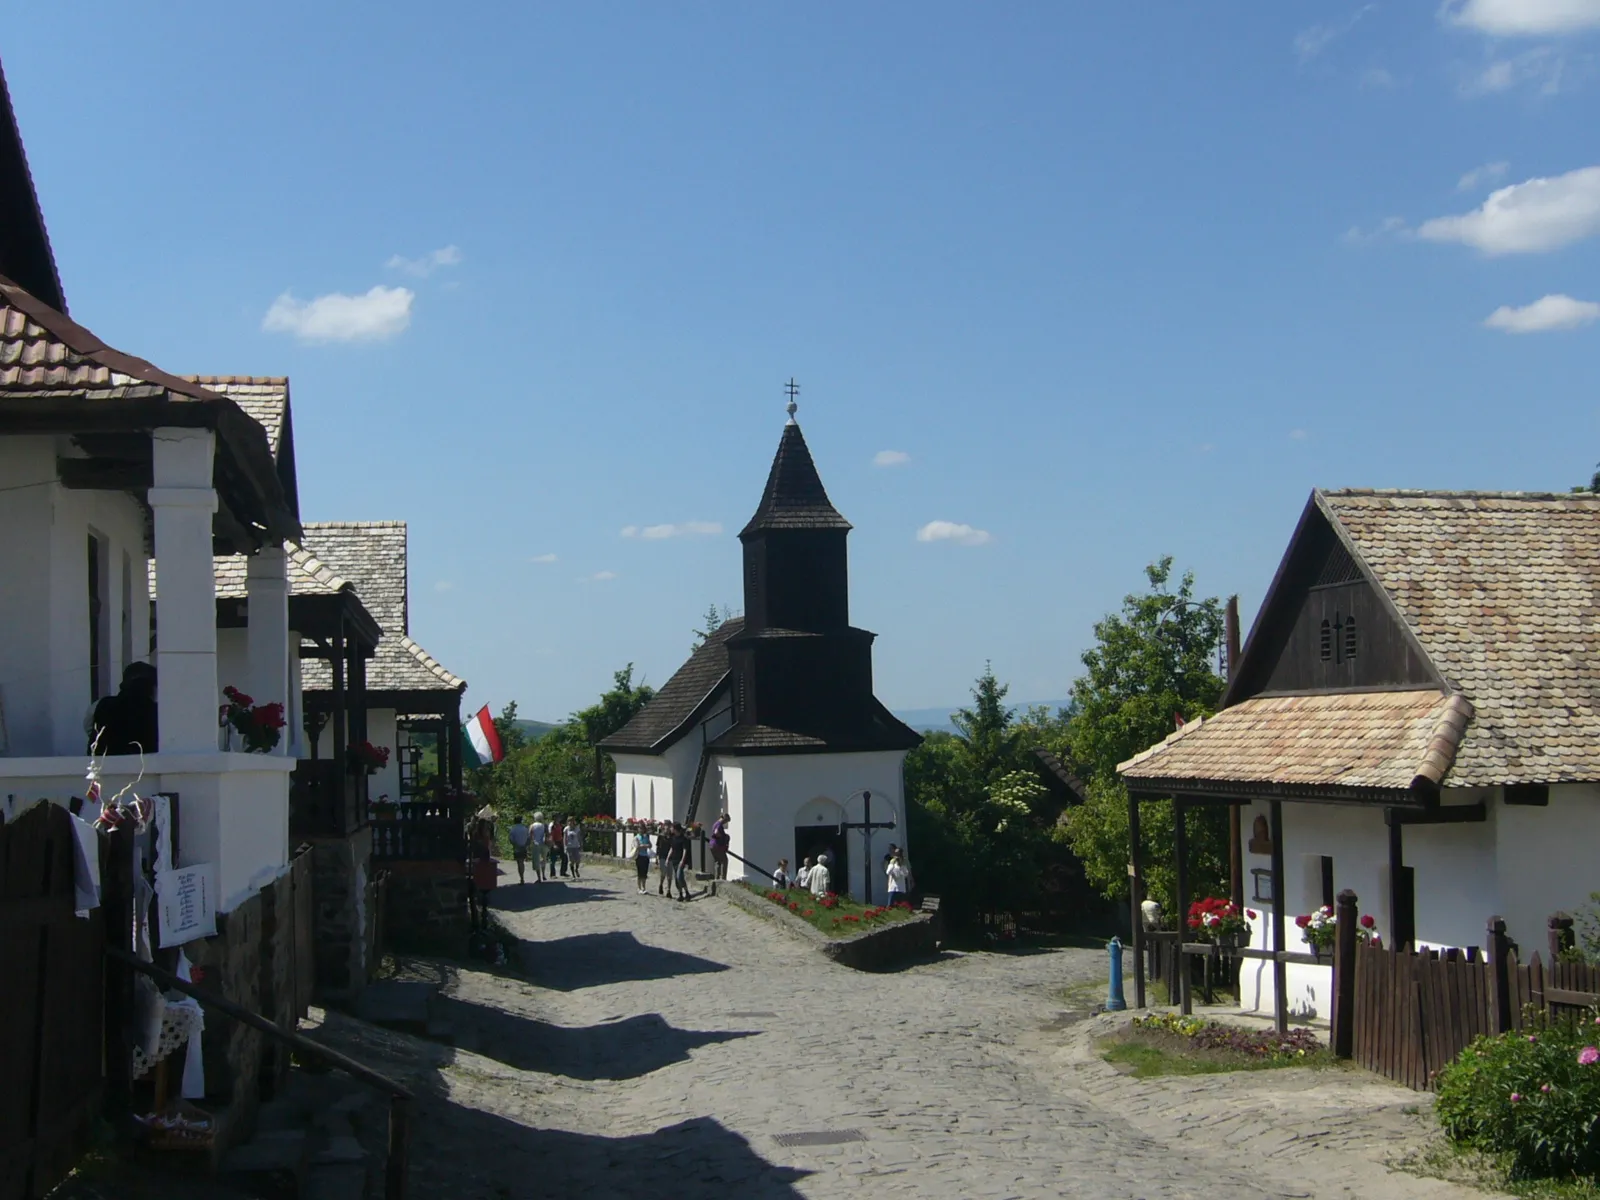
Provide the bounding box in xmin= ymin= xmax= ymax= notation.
xmin=245 ymin=544 xmax=290 ymax=754
xmin=149 ymin=428 xmax=219 ymax=754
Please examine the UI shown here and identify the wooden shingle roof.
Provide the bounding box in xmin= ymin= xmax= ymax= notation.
xmin=186 ymin=377 xmax=288 ymax=458
xmin=213 ymin=544 xmax=350 ymax=599
xmin=739 ymin=422 xmax=851 ymax=537
xmin=297 ymin=521 xmax=465 ymax=694
xmin=598 ymin=620 xmax=741 ymax=753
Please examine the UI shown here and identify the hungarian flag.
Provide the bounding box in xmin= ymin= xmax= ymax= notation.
xmin=461 ymin=705 xmax=505 ymax=768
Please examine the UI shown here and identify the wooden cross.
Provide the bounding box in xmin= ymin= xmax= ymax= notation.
xmin=785 ymin=377 xmax=800 ymax=419
xmin=839 ymin=789 xmax=896 ymax=905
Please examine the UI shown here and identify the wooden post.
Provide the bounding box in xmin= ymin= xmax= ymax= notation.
xmin=1225 ymin=596 xmax=1243 ymax=912
xmin=1488 ymin=915 xmax=1512 ymax=1034
xmin=1128 ymin=790 xmax=1145 ymax=1009
xmin=386 ymin=1094 xmax=412 ymax=1200
xmin=1269 ymin=798 xmax=1287 ymax=1035
xmin=1332 ymin=888 xmax=1357 ymax=1058
xmin=1174 ymin=798 xmax=1191 ymax=1015
xmin=1548 ymin=912 xmax=1574 ymax=961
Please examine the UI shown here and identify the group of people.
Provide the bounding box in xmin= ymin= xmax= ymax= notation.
xmin=632 ymin=821 xmax=696 ymax=901
xmin=505 ymin=812 xmax=586 ymax=884
xmin=771 ymin=843 xmax=914 ymax=906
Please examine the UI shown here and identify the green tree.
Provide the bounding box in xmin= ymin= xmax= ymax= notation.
xmin=1060 ymin=557 xmax=1227 ymax=911
xmin=691 ymin=603 xmax=739 ymax=650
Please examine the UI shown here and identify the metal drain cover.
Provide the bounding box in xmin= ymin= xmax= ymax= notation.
xmin=773 ymin=1130 xmax=866 ymax=1148
xmin=726 ymin=1010 xmax=778 ymax=1018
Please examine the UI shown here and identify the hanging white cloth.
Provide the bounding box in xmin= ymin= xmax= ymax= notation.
xmin=70 ymin=812 xmax=101 ymax=917
xmin=173 ymin=951 xmax=206 ymax=1100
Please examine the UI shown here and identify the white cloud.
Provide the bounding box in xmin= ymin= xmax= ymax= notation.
xmin=1360 ymin=66 xmax=1397 ymax=89
xmin=434 ymin=580 xmax=454 ymax=592
xmin=587 ymin=570 xmax=618 ymax=582
xmin=1290 ymin=429 xmax=1309 ymax=440
xmin=1295 ymin=5 xmax=1375 ymax=62
xmin=916 ymin=520 xmax=992 ymax=547
xmin=873 ymin=449 xmax=911 ymax=467
xmin=1458 ymin=161 xmax=1510 ymax=191
xmin=1461 ymin=47 xmax=1569 ymax=95
xmin=1417 ymin=166 xmax=1600 ymax=253
xmin=621 ymin=521 xmax=722 ymax=539
xmin=1443 ymin=0 xmax=1600 ymax=36
xmin=1342 ymin=215 xmax=1408 ymax=244
xmin=1483 ymin=293 xmax=1600 ymax=332
xmin=386 ymin=245 xmax=462 ymax=277
xmin=530 ymin=553 xmax=558 ymax=564
xmin=262 ymin=285 xmax=413 ymax=342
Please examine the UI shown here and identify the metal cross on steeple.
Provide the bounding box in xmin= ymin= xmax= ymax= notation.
xmin=785 ymin=377 xmax=800 ymax=423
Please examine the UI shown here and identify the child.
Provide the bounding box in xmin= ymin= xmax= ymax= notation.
xmin=773 ymin=858 xmax=790 ymax=890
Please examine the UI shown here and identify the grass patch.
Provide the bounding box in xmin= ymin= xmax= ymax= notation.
xmin=1396 ymin=1140 xmax=1600 ymax=1200
xmin=1098 ymin=1013 xmax=1341 ymax=1078
xmin=737 ymin=881 xmax=918 ymax=936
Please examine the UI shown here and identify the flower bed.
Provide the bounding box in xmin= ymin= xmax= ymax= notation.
xmin=1100 ymin=1012 xmax=1330 ymax=1079
xmin=752 ymin=884 xmax=918 ymax=936
xmin=1434 ymin=1010 xmax=1600 ymax=1182
xmin=1131 ymin=1012 xmax=1323 ymax=1059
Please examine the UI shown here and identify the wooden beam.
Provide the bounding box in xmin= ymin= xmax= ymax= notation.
xmin=56 ymin=457 xmax=152 ymax=490
xmin=1128 ymin=787 xmax=1144 ymax=1009
xmin=1269 ymin=798 xmax=1287 ymax=1035
xmin=1174 ymin=799 xmax=1191 ymax=1015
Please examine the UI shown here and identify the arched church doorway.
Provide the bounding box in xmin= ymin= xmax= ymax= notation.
xmin=794 ymin=797 xmax=847 ymax=896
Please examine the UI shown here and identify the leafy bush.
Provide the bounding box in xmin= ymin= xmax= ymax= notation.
xmin=1434 ymin=1010 xmax=1600 ymax=1181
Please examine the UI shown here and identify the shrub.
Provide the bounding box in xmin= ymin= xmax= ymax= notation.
xmin=1434 ymin=1010 xmax=1600 ymax=1180
xmin=1130 ymin=1012 xmax=1321 ymax=1060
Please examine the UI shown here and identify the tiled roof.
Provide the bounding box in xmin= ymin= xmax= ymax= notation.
xmin=1120 ymin=690 xmax=1472 ymax=792
xmin=1321 ymin=490 xmax=1600 ymax=785
xmin=212 ymin=544 xmax=349 ymax=599
xmin=740 ymin=422 xmax=852 ymax=536
xmin=0 ymin=277 xmax=221 ymax=401
xmin=186 ymin=377 xmax=288 ymax=459
xmin=297 ymin=521 xmax=465 ymax=695
xmin=599 ymin=620 xmax=741 ymax=752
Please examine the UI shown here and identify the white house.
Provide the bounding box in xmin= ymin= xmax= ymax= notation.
xmin=0 ymin=278 xmax=301 ymax=912
xmin=600 ymin=400 xmax=921 ymax=901
xmin=1121 ymin=489 xmax=1600 ymax=1019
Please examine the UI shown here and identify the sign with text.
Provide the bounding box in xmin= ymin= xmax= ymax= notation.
xmin=157 ymin=862 xmax=217 ymax=947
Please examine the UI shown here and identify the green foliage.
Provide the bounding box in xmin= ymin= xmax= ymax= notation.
xmin=468 ymin=667 xmax=655 ymax=819
xmin=692 ymin=603 xmax=739 ymax=650
xmin=1058 ymin=557 xmax=1227 ymax=910
xmin=1435 ymin=1013 xmax=1600 ymax=1181
xmin=1574 ymin=893 xmax=1600 ymax=964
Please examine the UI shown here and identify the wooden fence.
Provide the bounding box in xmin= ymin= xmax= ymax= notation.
xmin=1346 ymin=903 xmax=1600 ymax=1091
xmin=0 ymin=803 xmax=132 ymax=1200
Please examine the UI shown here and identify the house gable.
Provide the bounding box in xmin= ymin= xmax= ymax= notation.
xmin=1230 ymin=495 xmax=1440 ymax=702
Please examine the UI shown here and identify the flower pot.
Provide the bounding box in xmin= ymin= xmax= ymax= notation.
xmin=1218 ymin=932 xmax=1244 ymax=951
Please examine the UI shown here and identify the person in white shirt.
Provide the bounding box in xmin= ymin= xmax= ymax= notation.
xmin=796 ymin=856 xmax=814 ymax=893
xmin=528 ymin=813 xmax=548 ymax=882
xmin=885 ymin=851 xmax=910 ymax=908
xmin=772 ymin=858 xmax=790 ymax=890
xmin=509 ymin=818 xmax=531 ymax=884
xmin=564 ymin=820 xmax=584 ymax=880
xmin=809 ymin=855 xmax=831 ymax=899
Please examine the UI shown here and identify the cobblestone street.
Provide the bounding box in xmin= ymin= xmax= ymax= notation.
xmin=312 ymin=863 xmax=1497 ymax=1199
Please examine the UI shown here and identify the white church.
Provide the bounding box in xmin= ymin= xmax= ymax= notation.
xmin=601 ymin=397 xmax=922 ymax=901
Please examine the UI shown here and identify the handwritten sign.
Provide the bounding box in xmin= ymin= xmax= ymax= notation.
xmin=157 ymin=863 xmax=217 ymax=947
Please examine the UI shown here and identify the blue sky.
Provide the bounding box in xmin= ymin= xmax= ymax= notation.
xmin=8 ymin=2 xmax=1600 ymax=720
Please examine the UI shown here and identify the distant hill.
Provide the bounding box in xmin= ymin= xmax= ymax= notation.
xmin=893 ymin=701 xmax=1070 ymax=735
xmin=512 ymin=719 xmax=560 ymax=741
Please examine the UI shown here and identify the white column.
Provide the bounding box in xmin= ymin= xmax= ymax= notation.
xmin=149 ymin=428 xmax=219 ymax=755
xmin=244 ymin=545 xmax=290 ymax=754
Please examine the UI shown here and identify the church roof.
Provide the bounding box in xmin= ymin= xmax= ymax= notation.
xmin=739 ymin=422 xmax=852 ymax=537
xmin=706 ymin=699 xmax=922 ymax=755
xmin=599 ymin=619 xmax=743 ymax=753
xmin=0 ymin=61 xmax=64 ymax=313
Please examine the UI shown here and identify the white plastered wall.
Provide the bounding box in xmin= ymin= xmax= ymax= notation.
xmin=1495 ymin=783 xmax=1600 ymax=954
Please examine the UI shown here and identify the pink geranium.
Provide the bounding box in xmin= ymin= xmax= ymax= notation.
xmin=1578 ymin=1045 xmax=1600 ymax=1066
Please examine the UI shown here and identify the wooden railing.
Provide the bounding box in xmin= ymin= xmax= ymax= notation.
xmin=107 ymin=946 xmax=414 ymax=1199
xmin=370 ymin=796 xmax=465 ymax=863
xmin=290 ymin=758 xmax=359 ymax=838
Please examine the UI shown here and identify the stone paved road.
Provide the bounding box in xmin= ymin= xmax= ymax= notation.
xmin=316 ymin=863 xmax=1494 ymax=1200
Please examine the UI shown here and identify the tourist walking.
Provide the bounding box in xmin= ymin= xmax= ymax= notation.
xmin=658 ymin=823 xmax=676 ymax=895
xmin=671 ymin=825 xmax=692 ymax=900
xmin=469 ymin=819 xmax=498 ymax=931
xmin=772 ymin=858 xmax=790 ymax=890
xmin=633 ymin=828 xmax=652 ymax=892
xmin=529 ymin=812 xmax=547 ymax=882
xmin=564 ymin=818 xmax=584 ymax=880
xmin=710 ymin=811 xmax=731 ymax=881
xmin=549 ymin=816 xmax=567 ymax=877
xmin=808 ymin=852 xmax=831 ymax=899
xmin=509 ymin=815 xmax=531 ymax=884
xmin=886 ymin=849 xmax=910 ymax=909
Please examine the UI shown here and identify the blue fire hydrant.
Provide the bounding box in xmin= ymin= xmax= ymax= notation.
xmin=1105 ymin=936 xmax=1127 ymax=1011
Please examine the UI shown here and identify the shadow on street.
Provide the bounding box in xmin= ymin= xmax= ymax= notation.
xmin=518 ymin=930 xmax=730 ymax=991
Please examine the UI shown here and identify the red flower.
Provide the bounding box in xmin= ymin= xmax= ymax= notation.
xmin=788 ymin=902 xmax=799 ymax=912
xmin=1359 ymin=914 xmax=1376 ymax=929
xmin=1295 ymin=914 xmax=1311 ymax=929
xmin=803 ymin=909 xmax=815 ymax=917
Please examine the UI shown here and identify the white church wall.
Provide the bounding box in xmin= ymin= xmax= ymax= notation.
xmin=717 ymin=750 xmax=909 ymax=901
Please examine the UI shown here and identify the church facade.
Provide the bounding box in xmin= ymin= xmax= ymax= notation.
xmin=601 ymin=407 xmax=921 ymax=900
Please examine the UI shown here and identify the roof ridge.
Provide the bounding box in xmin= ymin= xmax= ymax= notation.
xmin=285 ymin=542 xmax=351 ymax=593
xmin=184 ymin=375 xmax=289 ymax=386
xmin=1412 ymin=693 xmax=1473 ymax=787
xmin=302 ymin=520 xmax=409 ymax=529
xmin=1322 ymin=487 xmax=1600 ymax=502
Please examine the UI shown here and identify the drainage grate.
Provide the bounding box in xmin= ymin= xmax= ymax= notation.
xmin=726 ymin=1011 xmax=778 ymax=1018
xmin=772 ymin=1130 xmax=867 ymax=1148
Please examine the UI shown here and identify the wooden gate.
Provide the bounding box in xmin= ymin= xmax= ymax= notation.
xmin=0 ymin=803 xmax=127 ymax=1199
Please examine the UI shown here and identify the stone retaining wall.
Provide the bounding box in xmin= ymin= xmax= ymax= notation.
xmin=308 ymin=826 xmax=373 ymax=1001
xmin=385 ymin=859 xmax=470 ymax=957
xmin=720 ymin=882 xmax=937 ymax=970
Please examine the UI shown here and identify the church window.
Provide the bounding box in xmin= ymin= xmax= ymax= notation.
xmin=1319 ymin=619 xmax=1332 ymax=661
